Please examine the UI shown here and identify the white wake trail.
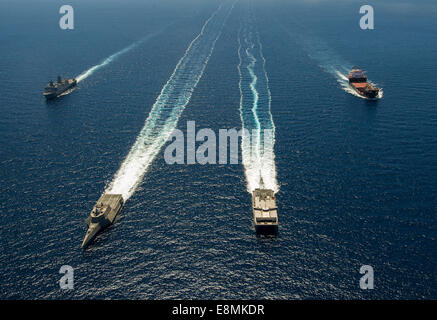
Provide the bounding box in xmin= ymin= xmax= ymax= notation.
xmin=284 ymin=28 xmax=382 ymax=99
xmin=238 ymin=12 xmax=278 ymax=194
xmin=76 ymin=28 xmax=167 ymax=83
xmin=105 ymin=1 xmax=235 ymax=200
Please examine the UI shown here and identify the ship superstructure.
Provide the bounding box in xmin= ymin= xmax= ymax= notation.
xmin=252 ymin=188 xmax=278 ymax=235
xmin=348 ymin=68 xmax=381 ymax=99
xmin=43 ymin=75 xmax=77 ymax=100
xmin=81 ymin=194 xmax=124 ymax=248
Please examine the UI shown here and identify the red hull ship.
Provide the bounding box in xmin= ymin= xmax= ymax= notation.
xmin=348 ymin=67 xmax=381 ymax=99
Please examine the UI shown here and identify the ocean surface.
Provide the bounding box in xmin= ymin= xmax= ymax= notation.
xmin=0 ymin=0 xmax=436 ymax=299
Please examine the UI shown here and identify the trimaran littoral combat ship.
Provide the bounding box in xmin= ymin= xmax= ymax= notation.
xmin=43 ymin=75 xmax=77 ymax=100
xmin=82 ymin=181 xmax=278 ymax=248
xmin=252 ymin=179 xmax=278 ymax=236
xmin=81 ymin=194 xmax=124 ymax=249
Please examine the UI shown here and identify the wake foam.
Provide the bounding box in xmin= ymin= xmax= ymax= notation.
xmin=286 ymin=29 xmax=382 ymax=100
xmin=238 ymin=11 xmax=278 ymax=194
xmin=105 ymin=1 xmax=235 ymax=200
xmin=76 ymin=28 xmax=167 ymax=83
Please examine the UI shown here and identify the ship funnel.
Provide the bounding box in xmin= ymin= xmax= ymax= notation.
xmin=57 ymin=75 xmax=62 ymax=83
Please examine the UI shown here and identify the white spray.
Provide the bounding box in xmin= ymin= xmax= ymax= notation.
xmin=237 ymin=11 xmax=279 ymax=194
xmin=76 ymin=27 xmax=168 ymax=83
xmin=285 ymin=28 xmax=382 ymax=99
xmin=105 ymin=2 xmax=236 ymax=200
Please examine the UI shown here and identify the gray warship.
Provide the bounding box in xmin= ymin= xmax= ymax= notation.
xmin=252 ymin=188 xmax=278 ymax=235
xmin=43 ymin=75 xmax=77 ymax=100
xmin=81 ymin=194 xmax=124 ymax=249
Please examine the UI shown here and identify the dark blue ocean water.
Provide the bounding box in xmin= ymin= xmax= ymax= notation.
xmin=0 ymin=0 xmax=436 ymax=299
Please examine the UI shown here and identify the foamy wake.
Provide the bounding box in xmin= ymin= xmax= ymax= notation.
xmin=76 ymin=27 xmax=167 ymax=83
xmin=238 ymin=10 xmax=279 ymax=194
xmin=105 ymin=1 xmax=235 ymax=200
xmin=285 ymin=29 xmax=382 ymax=100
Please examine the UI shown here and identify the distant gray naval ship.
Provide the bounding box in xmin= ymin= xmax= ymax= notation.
xmin=252 ymin=186 xmax=278 ymax=236
xmin=82 ymin=194 xmax=124 ymax=249
xmin=43 ymin=75 xmax=77 ymax=100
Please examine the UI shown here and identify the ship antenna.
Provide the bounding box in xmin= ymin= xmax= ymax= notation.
xmin=259 ymin=177 xmax=265 ymax=188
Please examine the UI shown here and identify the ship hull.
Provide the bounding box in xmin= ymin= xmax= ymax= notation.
xmin=81 ymin=194 xmax=123 ymax=249
xmin=254 ymin=224 xmax=278 ymax=236
xmin=43 ymin=92 xmax=58 ymax=100
xmin=347 ymin=68 xmax=381 ymax=99
xmin=81 ymin=224 xmax=102 ymax=249
xmin=349 ymin=83 xmax=379 ymax=99
xmin=252 ymin=189 xmax=278 ymax=237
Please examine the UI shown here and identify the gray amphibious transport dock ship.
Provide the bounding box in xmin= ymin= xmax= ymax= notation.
xmin=252 ymin=188 xmax=278 ymax=235
xmin=43 ymin=75 xmax=77 ymax=100
xmin=82 ymin=194 xmax=124 ymax=248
